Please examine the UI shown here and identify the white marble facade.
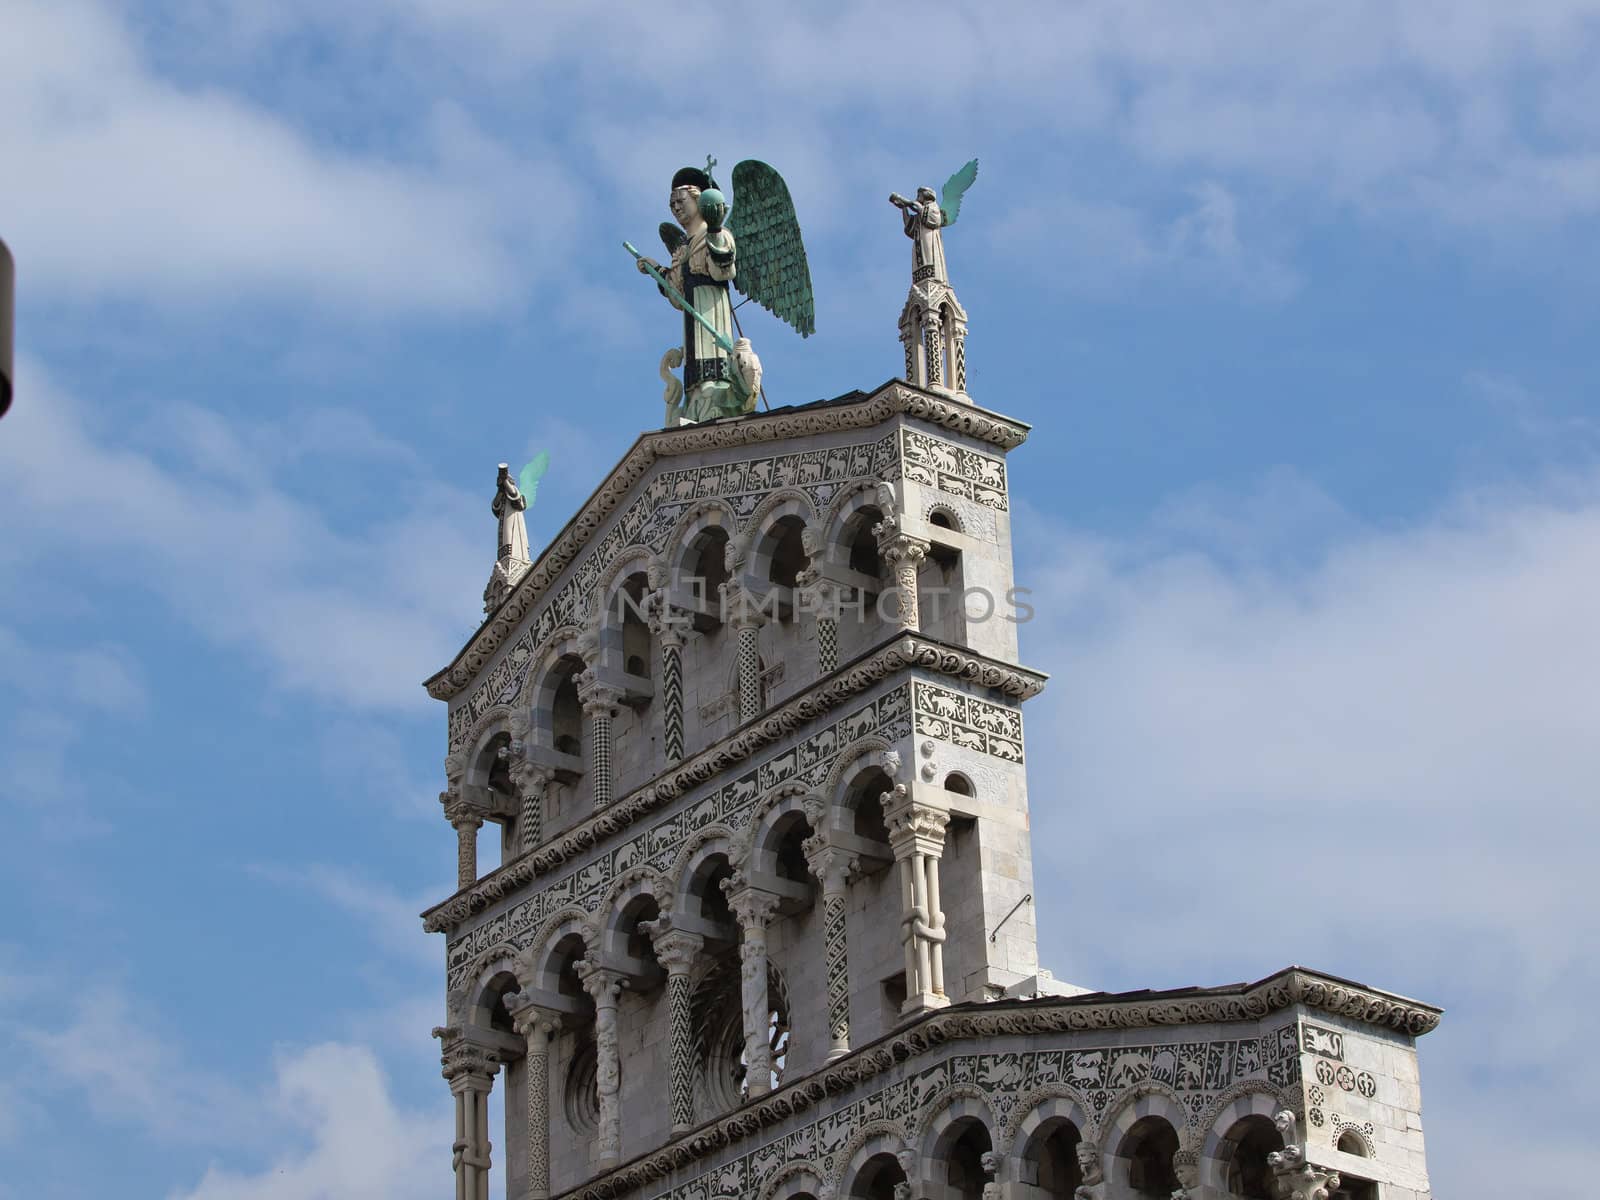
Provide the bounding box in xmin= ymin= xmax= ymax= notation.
xmin=424 ymin=382 xmax=1438 ymax=1200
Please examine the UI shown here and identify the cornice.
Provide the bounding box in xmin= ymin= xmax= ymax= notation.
xmin=420 ymin=634 xmax=1047 ymax=933
xmin=553 ymin=966 xmax=1440 ymax=1200
xmin=424 ymin=382 xmax=1030 ymax=702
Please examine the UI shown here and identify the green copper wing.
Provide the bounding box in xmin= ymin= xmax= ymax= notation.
xmin=727 ymin=160 xmax=815 ymax=338
xmin=939 ymin=158 xmax=979 ymax=227
xmin=517 ymin=451 xmax=550 ymax=506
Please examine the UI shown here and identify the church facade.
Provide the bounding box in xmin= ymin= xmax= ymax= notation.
xmin=421 ymin=376 xmax=1439 ymax=1200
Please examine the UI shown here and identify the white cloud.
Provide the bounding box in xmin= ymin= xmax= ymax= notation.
xmin=17 ymin=985 xmax=255 ymax=1146
xmin=0 ymin=0 xmax=541 ymax=313
xmin=1017 ymin=463 xmax=1600 ymax=1197
xmin=0 ymin=358 xmax=481 ymax=712
xmin=250 ymin=863 xmax=439 ymax=967
xmin=170 ymin=1043 xmax=446 ymax=1200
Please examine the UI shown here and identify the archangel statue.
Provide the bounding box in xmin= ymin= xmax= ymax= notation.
xmin=482 ymin=455 xmax=547 ymax=614
xmin=890 ymin=158 xmax=977 ymax=396
xmin=628 ymin=158 xmax=813 ymax=425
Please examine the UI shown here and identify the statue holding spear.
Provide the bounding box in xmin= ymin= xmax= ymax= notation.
xmin=627 ymin=158 xmax=814 ymax=425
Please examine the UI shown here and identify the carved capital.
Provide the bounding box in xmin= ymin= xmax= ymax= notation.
xmin=577 ymin=673 xmax=622 ymax=717
xmin=641 ymin=917 xmax=703 ymax=974
xmin=1270 ymin=1164 xmax=1342 ymax=1200
xmin=434 ymin=1026 xmax=501 ymax=1086
xmin=721 ymin=879 xmax=781 ymax=930
xmin=504 ymin=994 xmax=563 ymax=1048
xmin=886 ymin=801 xmax=950 ymax=856
xmin=803 ymin=835 xmax=859 ymax=890
xmin=574 ymin=959 xmax=627 ymax=1006
xmin=880 ymin=533 xmax=930 ymax=569
xmin=510 ymin=758 xmax=555 ymax=797
xmin=442 ymin=794 xmax=483 ymax=830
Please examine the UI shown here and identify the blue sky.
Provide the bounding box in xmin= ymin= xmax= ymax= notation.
xmin=2 ymin=2 xmax=1596 ymax=1197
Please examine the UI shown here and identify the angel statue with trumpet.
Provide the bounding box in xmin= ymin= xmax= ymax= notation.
xmin=628 ymin=157 xmax=814 ymax=425
xmin=890 ymin=158 xmax=977 ymax=395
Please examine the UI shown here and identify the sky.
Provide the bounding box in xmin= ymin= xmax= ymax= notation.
xmin=1 ymin=1 xmax=1596 ymax=1196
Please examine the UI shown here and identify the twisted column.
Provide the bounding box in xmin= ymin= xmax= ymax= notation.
xmin=506 ymin=998 xmax=561 ymax=1200
xmin=442 ymin=794 xmax=483 ymax=890
xmin=577 ymin=675 xmax=622 ymax=808
xmin=575 ymin=962 xmax=627 ymax=1166
xmin=723 ymin=881 xmax=781 ymax=1097
xmin=879 ymin=534 xmax=929 ymax=632
xmin=650 ymin=598 xmax=687 ymax=764
xmin=435 ymin=1028 xmax=499 ymax=1200
xmin=884 ymin=788 xmax=950 ymax=1016
xmin=642 ymin=917 xmax=703 ymax=1132
xmin=803 ymin=837 xmax=858 ymax=1061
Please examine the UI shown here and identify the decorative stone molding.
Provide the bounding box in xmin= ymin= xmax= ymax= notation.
xmin=422 ymin=635 xmax=1045 ymax=932
xmin=425 ymin=382 xmax=1029 ymax=705
xmin=533 ymin=965 xmax=1439 ymax=1200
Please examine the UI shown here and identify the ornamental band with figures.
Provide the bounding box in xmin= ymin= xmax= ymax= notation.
xmin=424 ymin=157 xmax=1438 ymax=1200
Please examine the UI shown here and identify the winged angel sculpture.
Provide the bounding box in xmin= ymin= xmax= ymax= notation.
xmin=890 ymin=158 xmax=977 ymax=290
xmin=890 ymin=159 xmax=977 ymax=394
xmin=628 ymin=158 xmax=813 ymax=425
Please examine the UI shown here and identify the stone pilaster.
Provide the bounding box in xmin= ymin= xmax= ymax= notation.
xmin=883 ymin=785 xmax=950 ymax=1016
xmin=879 ymin=534 xmax=929 ymax=632
xmin=575 ymin=961 xmax=627 ymax=1166
xmin=442 ymin=793 xmax=483 ymax=891
xmin=642 ymin=917 xmax=703 ymax=1132
xmin=723 ymin=881 xmax=781 ymax=1096
xmin=506 ymin=997 xmax=561 ymax=1200
xmin=434 ymin=1026 xmax=499 ymax=1200
xmin=577 ymin=674 xmax=622 ymax=808
xmin=803 ymin=836 xmax=858 ymax=1061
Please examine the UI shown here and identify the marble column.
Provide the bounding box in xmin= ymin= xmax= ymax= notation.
xmin=795 ymin=558 xmax=839 ymax=677
xmin=725 ymin=584 xmax=766 ymax=724
xmin=879 ymin=534 xmax=930 ymax=632
xmin=511 ymin=762 xmax=553 ymax=855
xmin=803 ymin=837 xmax=858 ymax=1062
xmin=642 ymin=917 xmax=704 ymax=1132
xmin=884 ymin=789 xmax=951 ymax=1016
xmin=443 ymin=794 xmax=483 ymax=890
xmin=506 ymin=997 xmax=561 ymax=1200
xmin=723 ymin=881 xmax=781 ymax=1096
xmin=650 ymin=601 xmax=687 ymax=764
xmin=575 ymin=961 xmax=627 ymax=1166
xmin=435 ymin=1028 xmax=499 ymax=1200
xmin=924 ymin=311 xmax=945 ymax=387
xmin=577 ymin=675 xmax=622 ymax=808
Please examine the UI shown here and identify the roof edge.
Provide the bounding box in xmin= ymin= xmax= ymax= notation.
xmin=425 ymin=380 xmax=1029 ymax=701
xmin=551 ymin=964 xmax=1439 ymax=1200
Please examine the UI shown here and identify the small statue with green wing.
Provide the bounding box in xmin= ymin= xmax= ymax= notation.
xmin=627 ymin=157 xmax=814 ymax=425
xmin=889 ymin=159 xmax=977 ymax=395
